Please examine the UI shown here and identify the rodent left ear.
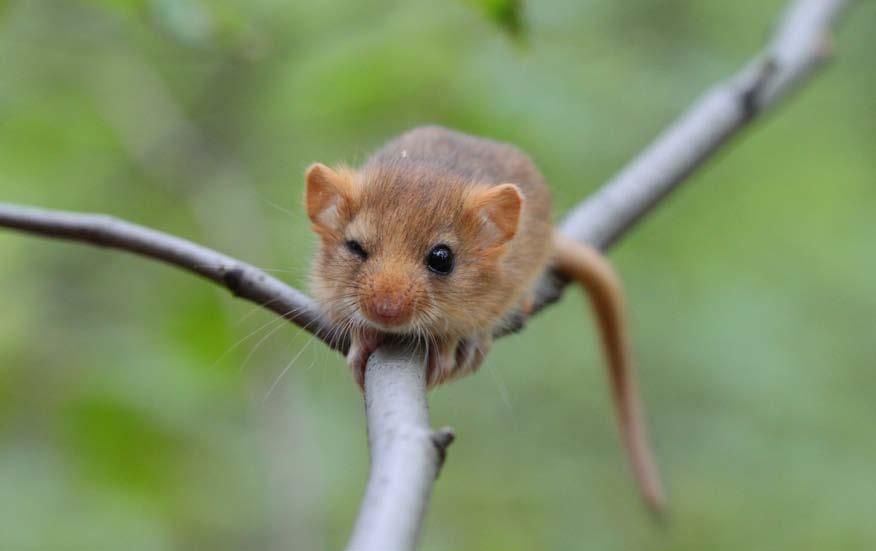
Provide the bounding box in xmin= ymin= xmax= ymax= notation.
xmin=471 ymin=183 xmax=523 ymax=245
xmin=304 ymin=163 xmax=356 ymax=236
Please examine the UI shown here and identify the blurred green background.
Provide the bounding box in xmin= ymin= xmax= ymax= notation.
xmin=1 ymin=0 xmax=874 ymax=549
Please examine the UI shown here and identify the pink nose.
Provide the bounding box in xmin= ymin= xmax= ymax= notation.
xmin=374 ymin=297 xmax=404 ymax=323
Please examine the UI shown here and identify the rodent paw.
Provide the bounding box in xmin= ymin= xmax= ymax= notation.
xmin=426 ymin=335 xmax=492 ymax=389
xmin=426 ymin=341 xmax=458 ymax=389
xmin=346 ymin=332 xmax=384 ymax=391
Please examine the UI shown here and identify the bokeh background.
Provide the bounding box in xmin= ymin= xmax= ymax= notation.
xmin=1 ymin=0 xmax=874 ymax=549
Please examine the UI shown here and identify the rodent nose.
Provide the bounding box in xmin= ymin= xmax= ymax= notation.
xmin=374 ymin=296 xmax=404 ymax=323
xmin=363 ymin=275 xmax=414 ymax=327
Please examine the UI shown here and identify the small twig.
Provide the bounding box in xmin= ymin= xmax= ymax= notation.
xmin=430 ymin=427 xmax=456 ymax=469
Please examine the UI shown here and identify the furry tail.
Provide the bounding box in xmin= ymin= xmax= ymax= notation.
xmin=553 ymin=233 xmax=665 ymax=513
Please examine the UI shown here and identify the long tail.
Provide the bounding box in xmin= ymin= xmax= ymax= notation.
xmin=553 ymin=233 xmax=666 ymax=513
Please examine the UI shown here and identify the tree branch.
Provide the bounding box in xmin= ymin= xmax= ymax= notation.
xmin=0 ymin=1 xmax=853 ymax=550
xmin=346 ymin=344 xmax=454 ymax=551
xmin=0 ymin=203 xmax=345 ymax=352
xmin=508 ymin=0 xmax=852 ymax=329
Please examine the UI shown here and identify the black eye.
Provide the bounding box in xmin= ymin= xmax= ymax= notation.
xmin=426 ymin=244 xmax=454 ymax=275
xmin=345 ymin=240 xmax=368 ymax=260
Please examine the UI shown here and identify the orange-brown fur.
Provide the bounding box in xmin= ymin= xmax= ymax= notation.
xmin=305 ymin=125 xmax=664 ymax=512
xmin=309 ymin=126 xmax=552 ymax=341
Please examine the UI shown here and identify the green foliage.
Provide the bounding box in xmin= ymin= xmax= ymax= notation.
xmin=1 ymin=0 xmax=875 ymax=550
xmin=463 ymin=0 xmax=525 ymax=37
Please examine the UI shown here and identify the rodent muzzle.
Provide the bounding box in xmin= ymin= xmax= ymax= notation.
xmin=360 ymin=278 xmax=415 ymax=328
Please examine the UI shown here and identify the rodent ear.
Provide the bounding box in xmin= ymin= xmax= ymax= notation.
xmin=471 ymin=183 xmax=523 ymax=245
xmin=304 ymin=163 xmax=356 ymax=236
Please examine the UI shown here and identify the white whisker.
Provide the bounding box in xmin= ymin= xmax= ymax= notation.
xmin=262 ymin=336 xmax=317 ymax=401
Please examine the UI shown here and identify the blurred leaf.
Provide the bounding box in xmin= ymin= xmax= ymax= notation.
xmin=149 ymin=0 xmax=213 ymax=46
xmin=63 ymin=395 xmax=183 ymax=498
xmin=463 ymin=0 xmax=525 ymax=37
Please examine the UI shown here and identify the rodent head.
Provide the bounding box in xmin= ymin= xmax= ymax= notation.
xmin=304 ymin=162 xmax=523 ymax=341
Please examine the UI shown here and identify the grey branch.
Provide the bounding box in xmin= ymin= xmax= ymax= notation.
xmin=0 ymin=203 xmax=345 ymax=352
xmin=563 ymin=3 xmax=842 ymax=249
xmin=346 ymin=344 xmax=455 ymax=551
xmin=510 ymin=0 xmax=852 ymax=329
xmin=0 ymin=1 xmax=852 ymax=550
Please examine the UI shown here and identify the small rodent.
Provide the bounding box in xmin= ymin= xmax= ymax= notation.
xmin=305 ymin=125 xmax=664 ymax=512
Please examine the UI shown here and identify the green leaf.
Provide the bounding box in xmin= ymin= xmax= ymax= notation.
xmin=463 ymin=0 xmax=525 ymax=37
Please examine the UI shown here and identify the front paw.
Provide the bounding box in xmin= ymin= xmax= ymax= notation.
xmin=346 ymin=332 xmax=384 ymax=391
xmin=426 ymin=335 xmax=491 ymax=389
xmin=455 ymin=336 xmax=490 ymax=379
xmin=427 ymin=340 xmax=458 ymax=389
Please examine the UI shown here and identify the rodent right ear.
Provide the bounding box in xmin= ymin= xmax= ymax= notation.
xmin=468 ymin=183 xmax=523 ymax=248
xmin=304 ymin=163 xmax=356 ymax=237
